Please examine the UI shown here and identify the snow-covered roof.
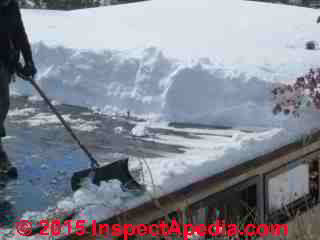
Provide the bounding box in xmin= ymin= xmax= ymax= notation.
xmin=15 ymin=0 xmax=320 ymax=126
xmin=6 ymin=0 xmax=320 ymax=237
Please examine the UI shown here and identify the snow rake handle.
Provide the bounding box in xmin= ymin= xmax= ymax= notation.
xmin=27 ymin=77 xmax=100 ymax=169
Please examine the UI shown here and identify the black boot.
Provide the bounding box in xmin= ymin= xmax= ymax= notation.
xmin=0 ymin=151 xmax=17 ymax=179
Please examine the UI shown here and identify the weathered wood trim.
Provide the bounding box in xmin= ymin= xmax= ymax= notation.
xmin=258 ymin=175 xmax=264 ymax=224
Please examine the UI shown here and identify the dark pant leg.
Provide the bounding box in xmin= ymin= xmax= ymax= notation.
xmin=0 ymin=64 xmax=10 ymax=139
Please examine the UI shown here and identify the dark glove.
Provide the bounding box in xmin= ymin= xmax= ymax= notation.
xmin=16 ymin=61 xmax=37 ymax=80
xmin=317 ymin=16 xmax=320 ymax=24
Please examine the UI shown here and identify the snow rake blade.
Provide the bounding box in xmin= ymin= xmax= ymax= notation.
xmin=71 ymin=158 xmax=144 ymax=192
xmin=22 ymin=73 xmax=144 ymax=193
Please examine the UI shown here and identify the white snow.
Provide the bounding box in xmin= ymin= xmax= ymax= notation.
xmin=40 ymin=163 xmax=49 ymax=169
xmin=6 ymin=0 xmax=320 ymax=230
xmin=114 ymin=126 xmax=125 ymax=134
xmin=131 ymin=122 xmax=150 ymax=137
xmin=27 ymin=95 xmax=42 ymax=102
xmin=11 ymin=0 xmax=320 ymax=128
xmin=7 ymin=108 xmax=36 ymax=117
xmin=10 ymin=112 xmax=99 ymax=131
xmin=136 ymin=125 xmax=318 ymax=194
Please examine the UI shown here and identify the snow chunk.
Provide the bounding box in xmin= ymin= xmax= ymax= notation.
xmin=114 ymin=126 xmax=125 ymax=134
xmin=28 ymin=95 xmax=42 ymax=102
xmin=56 ymin=179 xmax=146 ymax=225
xmin=131 ymin=123 xmax=150 ymax=137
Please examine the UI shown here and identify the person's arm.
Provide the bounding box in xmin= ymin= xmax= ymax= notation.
xmin=10 ymin=0 xmax=36 ymax=79
xmin=11 ymin=0 xmax=34 ymax=65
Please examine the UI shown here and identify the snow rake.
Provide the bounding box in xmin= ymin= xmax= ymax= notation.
xmin=23 ymin=75 xmax=143 ymax=192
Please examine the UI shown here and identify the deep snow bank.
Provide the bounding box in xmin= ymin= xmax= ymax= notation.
xmin=12 ymin=0 xmax=320 ymax=128
xmin=10 ymin=43 xmax=320 ymax=128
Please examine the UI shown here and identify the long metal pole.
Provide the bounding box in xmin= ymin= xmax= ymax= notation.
xmin=28 ymin=77 xmax=99 ymax=169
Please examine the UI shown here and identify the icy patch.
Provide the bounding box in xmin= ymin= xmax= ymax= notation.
xmin=12 ymin=112 xmax=99 ymax=132
xmin=27 ymin=95 xmax=42 ymax=102
xmin=65 ymin=117 xmax=99 ymax=132
xmin=71 ymin=121 xmax=99 ymax=132
xmin=20 ymin=112 xmax=59 ymax=126
xmin=8 ymin=108 xmax=36 ymax=117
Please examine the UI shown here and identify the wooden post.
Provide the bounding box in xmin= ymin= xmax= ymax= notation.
xmin=318 ymin=155 xmax=320 ymax=203
xmin=257 ymin=175 xmax=265 ymax=224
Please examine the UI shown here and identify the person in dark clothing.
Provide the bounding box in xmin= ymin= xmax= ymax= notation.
xmin=0 ymin=0 xmax=37 ymax=177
